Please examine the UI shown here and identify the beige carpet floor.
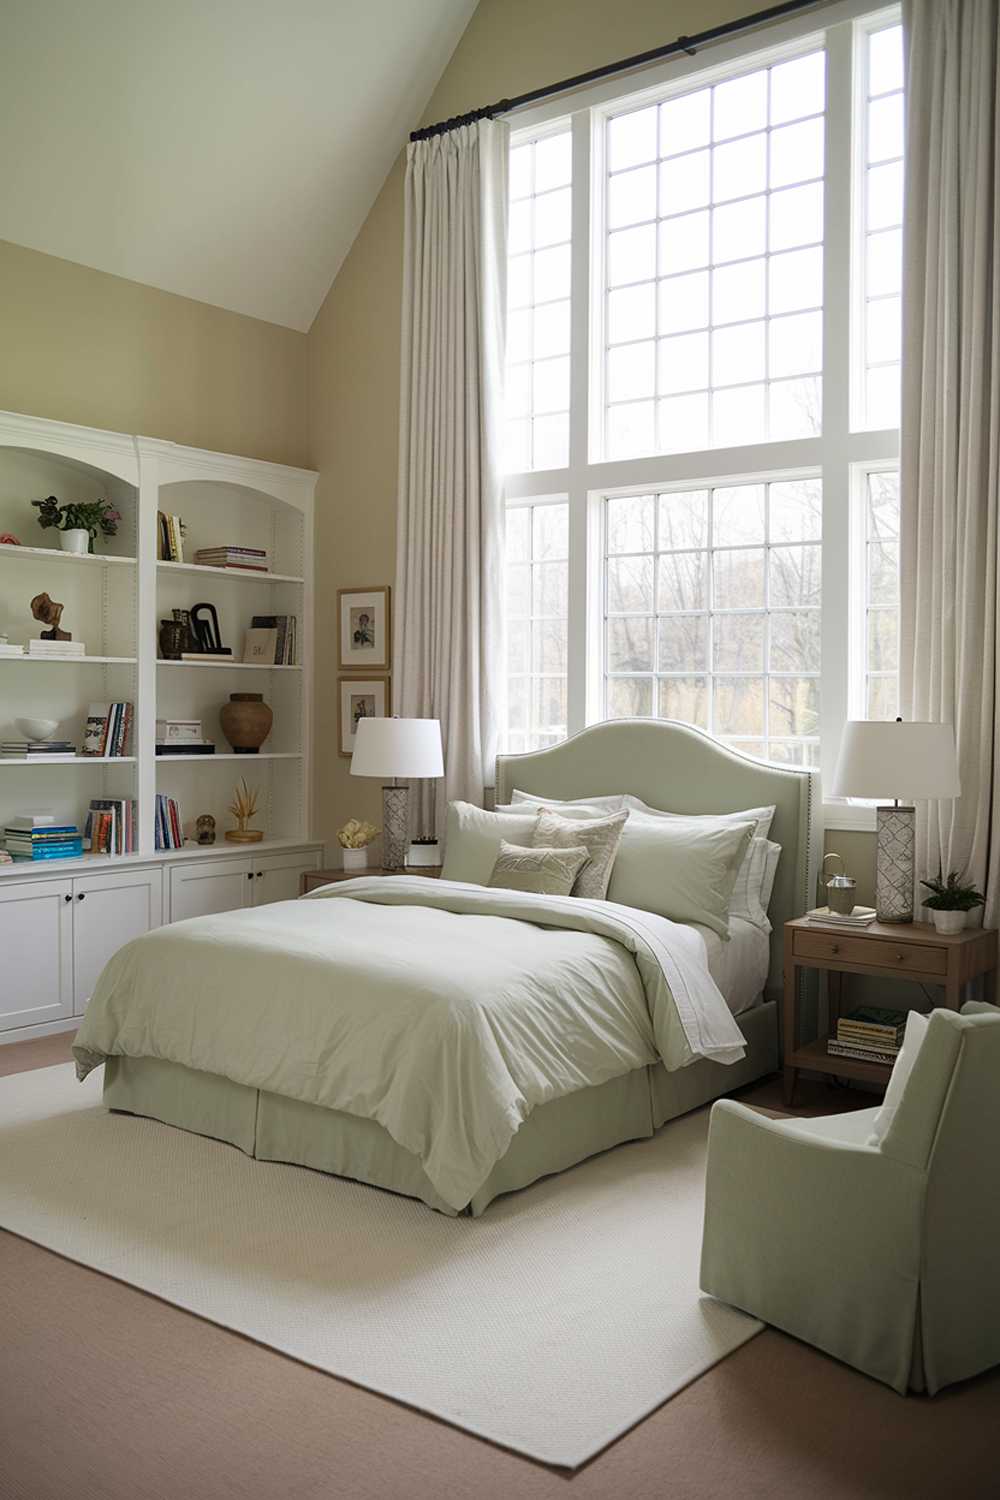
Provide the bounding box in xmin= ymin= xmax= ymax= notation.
xmin=0 ymin=1059 xmax=760 ymax=1468
xmin=2 ymin=1033 xmax=998 ymax=1500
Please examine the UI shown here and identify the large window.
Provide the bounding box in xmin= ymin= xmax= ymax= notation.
xmin=501 ymin=3 xmax=903 ymax=815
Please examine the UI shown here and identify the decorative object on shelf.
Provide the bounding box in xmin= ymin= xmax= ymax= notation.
xmin=338 ymin=586 xmax=390 ymax=671
xmin=157 ymin=511 xmax=186 ymax=562
xmin=30 ymin=591 xmax=71 ymax=641
xmin=194 ymin=546 xmax=269 ymax=573
xmin=338 ymin=676 xmax=389 ymax=757
xmin=32 ymin=495 xmax=121 ymax=555
xmin=919 ymin=869 xmax=985 ymax=934
xmin=85 ymin=797 xmax=137 ymax=855
xmin=243 ymin=626 xmax=278 ymax=665
xmin=225 ymin=778 xmax=263 ymax=844
xmin=0 ymin=533 xmax=20 ymax=546
xmin=250 ymin=614 xmax=297 ymax=664
xmin=16 ymin=717 xmax=58 ymax=743
xmin=195 ymin=813 xmax=216 ymax=846
xmin=350 ymin=717 xmax=444 ymax=871
xmin=337 ymin=818 xmax=380 ymax=871
xmin=81 ymin=702 xmax=133 ymax=758
xmin=171 ymin=608 xmax=199 ymax=653
xmin=220 ymin=692 xmax=273 ymax=754
xmin=830 ymin=719 xmax=962 ymax=923
xmin=820 ymin=851 xmax=857 ymax=916
xmin=190 ymin=602 xmax=232 ymax=656
xmin=158 ymin=618 xmax=185 ymax=659
xmin=157 ymin=718 xmax=202 ymax=744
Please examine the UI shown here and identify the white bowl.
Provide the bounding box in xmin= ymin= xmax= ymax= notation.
xmin=17 ymin=717 xmax=59 ymax=743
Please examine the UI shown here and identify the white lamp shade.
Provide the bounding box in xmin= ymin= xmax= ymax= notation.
xmin=830 ymin=721 xmax=960 ymax=801
xmin=350 ymin=717 xmax=444 ymax=779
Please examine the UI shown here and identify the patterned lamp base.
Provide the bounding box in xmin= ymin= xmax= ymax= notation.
xmin=876 ymin=804 xmax=915 ymax=923
xmin=382 ymin=784 xmax=409 ymax=871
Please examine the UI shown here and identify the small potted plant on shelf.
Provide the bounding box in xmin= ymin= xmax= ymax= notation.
xmin=32 ymin=495 xmax=122 ymax=555
xmin=920 ymin=869 xmax=986 ymax=934
xmin=338 ymin=818 xmax=380 ymax=872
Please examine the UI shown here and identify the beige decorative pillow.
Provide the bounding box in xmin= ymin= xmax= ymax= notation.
xmin=533 ymin=807 xmax=628 ymax=899
xmin=488 ymin=840 xmax=590 ymax=896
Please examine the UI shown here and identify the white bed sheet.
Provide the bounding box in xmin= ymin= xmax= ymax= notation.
xmin=690 ymin=917 xmax=771 ymax=1016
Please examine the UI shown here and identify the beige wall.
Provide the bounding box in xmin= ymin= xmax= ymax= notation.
xmin=0 ymin=238 xmax=309 ymax=466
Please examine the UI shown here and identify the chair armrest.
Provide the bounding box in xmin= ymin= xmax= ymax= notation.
xmin=700 ymin=1100 xmax=926 ymax=1392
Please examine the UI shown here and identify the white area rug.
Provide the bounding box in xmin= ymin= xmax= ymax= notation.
xmin=0 ymin=1064 xmax=760 ymax=1467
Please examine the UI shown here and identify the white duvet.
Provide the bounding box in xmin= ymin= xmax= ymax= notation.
xmin=74 ymin=876 xmax=746 ymax=1211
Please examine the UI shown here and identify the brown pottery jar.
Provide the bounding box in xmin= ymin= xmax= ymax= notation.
xmin=220 ymin=693 xmax=273 ymax=753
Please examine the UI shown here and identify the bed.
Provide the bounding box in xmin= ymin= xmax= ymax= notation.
xmin=74 ymin=719 xmax=820 ymax=1215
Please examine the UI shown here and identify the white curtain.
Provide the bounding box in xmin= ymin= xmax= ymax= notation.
xmin=394 ymin=120 xmax=508 ymax=840
xmin=900 ymin=0 xmax=1000 ymax=922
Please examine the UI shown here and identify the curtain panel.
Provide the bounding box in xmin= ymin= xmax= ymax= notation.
xmin=394 ymin=120 xmax=508 ymax=839
xmin=900 ymin=0 xmax=1000 ymax=922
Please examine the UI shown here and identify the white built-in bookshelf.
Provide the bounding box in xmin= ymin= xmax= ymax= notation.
xmin=0 ymin=409 xmax=318 ymax=871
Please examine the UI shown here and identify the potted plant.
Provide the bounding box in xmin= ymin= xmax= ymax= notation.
xmin=920 ymin=869 xmax=986 ymax=934
xmin=32 ymin=495 xmax=122 ymax=555
xmin=338 ymin=818 xmax=380 ymax=872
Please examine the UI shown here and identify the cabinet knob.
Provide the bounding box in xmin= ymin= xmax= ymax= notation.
xmin=896 ymin=953 xmax=905 ymax=962
xmin=256 ymin=871 xmax=264 ymax=879
xmin=76 ymin=892 xmax=86 ymax=901
xmin=246 ymin=871 xmax=254 ymax=881
xmin=64 ymin=893 xmax=72 ymax=903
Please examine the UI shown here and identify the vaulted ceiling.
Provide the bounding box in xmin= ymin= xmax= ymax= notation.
xmin=0 ymin=0 xmax=477 ymax=330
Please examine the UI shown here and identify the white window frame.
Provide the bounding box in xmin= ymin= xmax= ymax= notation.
xmin=503 ymin=0 xmax=901 ymax=830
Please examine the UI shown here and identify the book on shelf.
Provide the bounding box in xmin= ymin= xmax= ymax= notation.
xmin=178 ymin=650 xmax=234 ymax=661
xmin=0 ymin=643 xmax=25 ymax=657
xmin=82 ymin=701 xmax=133 ymax=758
xmin=242 ymin=626 xmax=278 ymax=665
xmin=154 ymin=793 xmax=184 ymax=850
xmin=5 ymin=811 xmax=57 ymax=828
xmin=5 ymin=823 xmax=83 ymax=860
xmin=1 ymin=741 xmax=77 ymax=759
xmin=0 ymin=850 xmax=12 ymax=864
xmin=85 ymin=798 xmax=137 ymax=855
xmin=806 ymin=906 xmax=877 ymax=927
xmin=26 ymin=639 xmax=86 ymax=656
xmin=826 ymin=1040 xmax=900 ymax=1065
xmin=157 ymin=511 xmax=185 ymax=563
xmin=249 ymin=614 xmax=297 ymax=665
xmin=835 ymin=1006 xmax=908 ymax=1048
xmin=155 ymin=742 xmax=216 ymax=755
xmin=194 ymin=546 xmax=270 ymax=573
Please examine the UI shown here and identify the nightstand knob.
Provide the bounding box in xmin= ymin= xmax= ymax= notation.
xmin=896 ymin=952 xmax=905 ymax=962
xmin=831 ymin=942 xmax=840 ymax=954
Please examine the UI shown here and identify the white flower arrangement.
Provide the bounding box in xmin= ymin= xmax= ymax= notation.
xmin=337 ymin=818 xmax=380 ymax=849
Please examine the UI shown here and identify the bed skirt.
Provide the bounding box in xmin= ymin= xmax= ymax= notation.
xmin=103 ymin=1000 xmax=778 ymax=1215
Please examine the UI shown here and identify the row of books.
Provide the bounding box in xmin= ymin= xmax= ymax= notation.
xmin=155 ymin=793 xmax=184 ymax=851
xmin=82 ymin=702 xmax=133 ymax=758
xmin=5 ymin=814 xmax=83 ymax=861
xmin=194 ymin=546 xmax=269 ymax=573
xmin=157 ymin=511 xmax=185 ymax=563
xmin=1 ymin=739 xmax=77 ymax=759
xmin=84 ymin=798 xmax=137 ymax=856
xmin=827 ymin=1006 xmax=906 ymax=1065
xmin=246 ymin=614 xmax=297 ymax=665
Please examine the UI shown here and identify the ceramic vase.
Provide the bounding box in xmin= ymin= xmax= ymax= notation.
xmin=931 ymin=909 xmax=965 ymax=936
xmin=59 ymin=528 xmax=90 ymax=555
xmin=220 ymin=692 xmax=272 ymax=754
xmin=341 ymin=847 xmax=369 ymax=872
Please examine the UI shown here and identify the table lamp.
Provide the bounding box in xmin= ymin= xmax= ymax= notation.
xmin=350 ymin=717 xmax=444 ymax=870
xmin=830 ymin=719 xmax=960 ymax=923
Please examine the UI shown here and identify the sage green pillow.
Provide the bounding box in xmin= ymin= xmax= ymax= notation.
xmin=442 ymin=802 xmax=541 ymax=884
xmin=605 ymin=813 xmax=755 ymax=937
xmin=488 ymin=840 xmax=590 ymax=896
xmin=533 ymin=807 xmax=628 ymax=899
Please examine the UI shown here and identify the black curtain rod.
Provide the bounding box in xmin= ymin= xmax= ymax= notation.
xmin=410 ymin=0 xmax=828 ymax=142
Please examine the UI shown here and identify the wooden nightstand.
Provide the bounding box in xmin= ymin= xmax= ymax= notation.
xmin=300 ymin=867 xmax=443 ymax=895
xmin=783 ymin=916 xmax=997 ymax=1105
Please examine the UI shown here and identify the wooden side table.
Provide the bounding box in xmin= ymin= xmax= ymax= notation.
xmin=783 ymin=916 xmax=997 ymax=1105
xmin=301 ymin=867 xmax=442 ymax=895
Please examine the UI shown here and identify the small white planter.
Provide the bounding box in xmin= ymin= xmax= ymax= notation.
xmin=59 ymin=528 xmax=90 ymax=555
xmin=341 ymin=847 xmax=370 ymax=872
xmin=930 ymin=908 xmax=966 ymax=935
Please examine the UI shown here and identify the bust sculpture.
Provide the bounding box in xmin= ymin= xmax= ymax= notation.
xmin=30 ymin=591 xmax=71 ymax=641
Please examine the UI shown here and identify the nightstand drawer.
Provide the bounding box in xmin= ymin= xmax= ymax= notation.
xmin=792 ymin=928 xmax=949 ymax=975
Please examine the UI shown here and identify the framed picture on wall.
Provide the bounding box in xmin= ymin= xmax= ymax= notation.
xmin=338 ymin=676 xmax=390 ymax=758
xmin=338 ymin=586 xmax=391 ymax=672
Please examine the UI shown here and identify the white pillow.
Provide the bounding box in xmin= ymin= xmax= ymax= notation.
xmin=488 ymin=840 xmax=591 ymax=896
xmin=506 ymin=789 xmax=627 ymax=815
xmin=961 ymin=1000 xmax=1000 ymax=1016
xmin=868 ymin=1009 xmax=929 ymax=1148
xmin=606 ymin=813 xmax=755 ymax=937
xmin=759 ymin=839 xmax=782 ymax=915
xmin=533 ymin=807 xmax=628 ymax=899
xmin=621 ymin=797 xmax=777 ymax=928
xmin=442 ymin=802 xmax=540 ymax=885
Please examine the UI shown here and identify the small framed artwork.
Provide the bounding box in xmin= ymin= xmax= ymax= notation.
xmin=338 ymin=676 xmax=390 ymax=758
xmin=339 ymin=586 xmax=391 ymax=672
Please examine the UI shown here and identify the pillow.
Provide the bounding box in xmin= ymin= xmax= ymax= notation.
xmin=606 ymin=814 xmax=756 ymax=937
xmin=759 ymin=839 xmax=782 ymax=915
xmin=868 ymin=1009 xmax=929 ymax=1148
xmin=533 ymin=807 xmax=628 ymax=899
xmin=505 ymin=789 xmax=627 ymax=816
xmin=622 ymin=797 xmax=777 ymax=927
xmin=488 ymin=840 xmax=590 ymax=896
xmin=442 ymin=802 xmax=540 ymax=885
xmin=961 ymin=1000 xmax=1000 ymax=1016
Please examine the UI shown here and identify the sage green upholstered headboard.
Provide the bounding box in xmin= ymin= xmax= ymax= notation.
xmin=495 ymin=718 xmax=820 ymax=995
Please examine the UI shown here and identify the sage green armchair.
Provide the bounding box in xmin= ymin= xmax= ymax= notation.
xmin=700 ymin=1009 xmax=1000 ymax=1394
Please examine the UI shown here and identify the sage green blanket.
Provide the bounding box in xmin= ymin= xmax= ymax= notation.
xmin=74 ymin=877 xmax=746 ymax=1210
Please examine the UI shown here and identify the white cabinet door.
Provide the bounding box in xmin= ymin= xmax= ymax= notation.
xmin=168 ymin=857 xmax=253 ymax=923
xmin=72 ymin=867 xmax=164 ymax=1016
xmin=0 ymin=877 xmax=74 ymax=1031
xmin=252 ymin=849 xmax=322 ymax=906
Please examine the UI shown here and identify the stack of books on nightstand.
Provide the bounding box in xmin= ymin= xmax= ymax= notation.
xmin=807 ymin=905 xmax=877 ymax=928
xmin=827 ymin=1006 xmax=907 ymax=1065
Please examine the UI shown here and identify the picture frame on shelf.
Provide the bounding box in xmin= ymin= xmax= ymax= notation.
xmin=338 ymin=676 xmax=390 ymax=758
xmin=338 ymin=586 xmax=390 ymax=672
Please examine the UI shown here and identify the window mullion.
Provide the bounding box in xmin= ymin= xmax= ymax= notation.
xmin=567 ymin=107 xmax=592 ymax=734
